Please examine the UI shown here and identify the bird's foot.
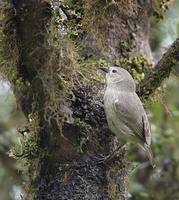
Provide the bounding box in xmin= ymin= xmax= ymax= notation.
xmin=95 ymin=143 xmax=126 ymax=164
xmin=94 ymin=154 xmax=111 ymax=164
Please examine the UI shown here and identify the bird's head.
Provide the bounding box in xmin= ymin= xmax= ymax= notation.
xmin=100 ymin=66 xmax=136 ymax=92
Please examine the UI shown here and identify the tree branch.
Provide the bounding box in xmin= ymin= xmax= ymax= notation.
xmin=137 ymin=38 xmax=179 ymax=100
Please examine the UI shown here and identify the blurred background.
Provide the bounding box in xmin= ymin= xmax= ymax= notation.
xmin=0 ymin=1 xmax=179 ymax=199
xmin=0 ymin=83 xmax=25 ymax=200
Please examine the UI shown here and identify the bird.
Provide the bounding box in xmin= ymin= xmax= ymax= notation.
xmin=100 ymin=66 xmax=155 ymax=167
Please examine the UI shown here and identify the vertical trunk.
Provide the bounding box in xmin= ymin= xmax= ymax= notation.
xmin=0 ymin=0 xmax=163 ymax=199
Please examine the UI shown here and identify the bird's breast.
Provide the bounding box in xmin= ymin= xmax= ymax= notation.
xmin=104 ymin=90 xmax=124 ymax=135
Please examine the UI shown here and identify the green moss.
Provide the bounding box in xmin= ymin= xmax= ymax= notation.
xmin=0 ymin=2 xmax=33 ymax=109
xmin=82 ymin=0 xmax=138 ymax=52
xmin=11 ymin=113 xmax=40 ymax=160
xmin=0 ymin=3 xmax=19 ymax=83
xmin=74 ymin=118 xmax=92 ymax=153
xmin=116 ymin=55 xmax=167 ymax=103
xmin=30 ymin=6 xmax=78 ymax=130
xmin=121 ymin=41 xmax=132 ymax=54
xmin=76 ymin=58 xmax=109 ymax=88
xmin=0 ymin=0 xmax=77 ymax=127
xmin=116 ymin=55 xmax=153 ymax=84
xmin=0 ymin=0 xmax=77 ymax=153
xmin=0 ymin=1 xmax=82 ymax=198
xmin=152 ymin=0 xmax=172 ymax=18
xmin=22 ymin=133 xmax=40 ymax=159
xmin=64 ymin=0 xmax=82 ymax=11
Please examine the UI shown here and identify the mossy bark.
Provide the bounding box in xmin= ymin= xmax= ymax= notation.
xmin=137 ymin=38 xmax=179 ymax=101
xmin=0 ymin=0 xmax=173 ymax=200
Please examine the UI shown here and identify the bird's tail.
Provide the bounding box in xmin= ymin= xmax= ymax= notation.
xmin=143 ymin=143 xmax=155 ymax=168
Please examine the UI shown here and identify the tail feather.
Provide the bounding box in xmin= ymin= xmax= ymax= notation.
xmin=143 ymin=143 xmax=155 ymax=168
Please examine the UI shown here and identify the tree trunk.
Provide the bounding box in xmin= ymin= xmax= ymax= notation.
xmin=0 ymin=0 xmax=173 ymax=199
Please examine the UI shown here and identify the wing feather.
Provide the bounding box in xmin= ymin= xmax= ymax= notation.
xmin=114 ymin=92 xmax=151 ymax=145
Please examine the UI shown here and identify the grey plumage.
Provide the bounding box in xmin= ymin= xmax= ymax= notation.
xmin=102 ymin=66 xmax=154 ymax=167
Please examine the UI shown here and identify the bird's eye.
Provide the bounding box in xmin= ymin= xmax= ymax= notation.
xmin=112 ymin=69 xmax=117 ymax=73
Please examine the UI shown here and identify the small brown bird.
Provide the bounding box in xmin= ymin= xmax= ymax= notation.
xmin=101 ymin=66 xmax=155 ymax=167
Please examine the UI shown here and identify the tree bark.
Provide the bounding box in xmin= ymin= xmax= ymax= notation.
xmin=0 ymin=0 xmax=175 ymax=200
xmin=137 ymin=38 xmax=179 ymax=101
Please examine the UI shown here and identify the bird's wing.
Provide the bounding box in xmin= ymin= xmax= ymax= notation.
xmin=113 ymin=92 xmax=151 ymax=145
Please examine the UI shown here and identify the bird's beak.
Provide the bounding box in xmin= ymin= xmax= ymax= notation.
xmin=99 ymin=67 xmax=109 ymax=73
